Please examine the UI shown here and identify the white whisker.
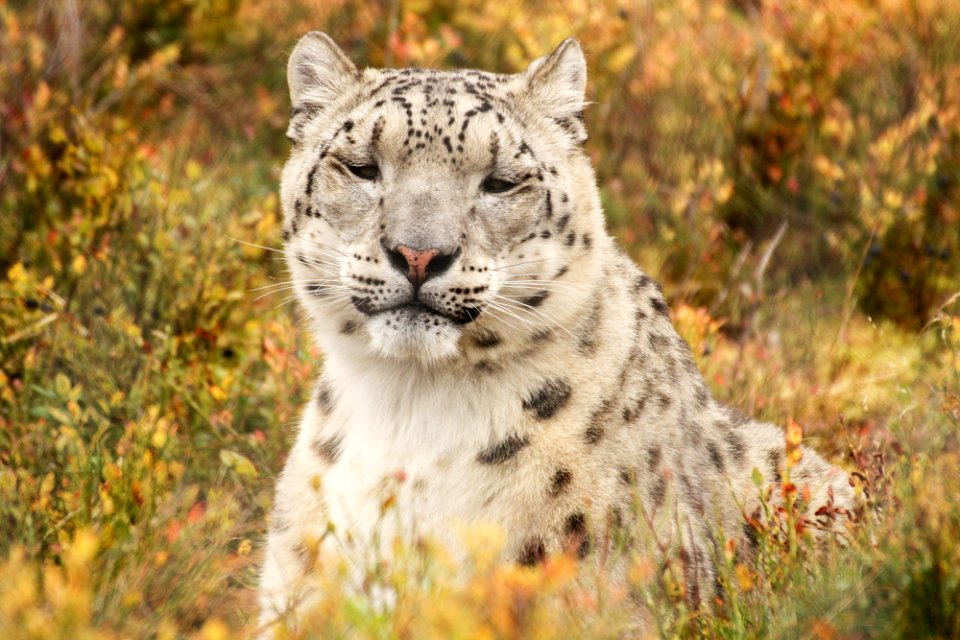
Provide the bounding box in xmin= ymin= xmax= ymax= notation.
xmin=493 ymin=257 xmax=565 ymax=271
xmin=225 ymin=235 xmax=286 ymax=256
xmin=493 ymin=295 xmax=578 ymax=341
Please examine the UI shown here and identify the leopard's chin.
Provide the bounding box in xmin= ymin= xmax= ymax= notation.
xmin=364 ymin=306 xmax=463 ymax=364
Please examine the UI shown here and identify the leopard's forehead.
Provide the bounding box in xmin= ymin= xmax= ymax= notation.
xmin=327 ymin=67 xmax=526 ymax=157
xmin=371 ymin=67 xmax=512 ymax=95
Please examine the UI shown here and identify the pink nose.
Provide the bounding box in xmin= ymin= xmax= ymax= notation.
xmin=395 ymin=245 xmax=441 ymax=285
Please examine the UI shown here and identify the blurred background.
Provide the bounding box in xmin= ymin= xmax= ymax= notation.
xmin=1 ymin=1 xmax=959 ymax=637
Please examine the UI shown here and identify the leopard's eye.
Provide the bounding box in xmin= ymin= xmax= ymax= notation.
xmin=481 ymin=176 xmax=518 ymax=194
xmin=347 ymin=164 xmax=380 ymax=180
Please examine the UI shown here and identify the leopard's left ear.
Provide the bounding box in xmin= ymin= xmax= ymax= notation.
xmin=521 ymin=38 xmax=588 ymax=144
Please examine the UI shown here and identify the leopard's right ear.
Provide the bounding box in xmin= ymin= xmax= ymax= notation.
xmin=287 ymin=32 xmax=358 ymax=141
xmin=519 ymin=38 xmax=588 ymax=145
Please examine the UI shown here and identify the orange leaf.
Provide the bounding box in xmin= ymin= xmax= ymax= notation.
xmin=187 ymin=501 xmax=206 ymax=524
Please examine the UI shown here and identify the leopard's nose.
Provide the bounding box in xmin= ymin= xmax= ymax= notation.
xmin=381 ymin=240 xmax=460 ymax=288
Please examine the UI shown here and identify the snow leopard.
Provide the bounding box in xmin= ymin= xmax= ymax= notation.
xmin=259 ymin=31 xmax=853 ymax=629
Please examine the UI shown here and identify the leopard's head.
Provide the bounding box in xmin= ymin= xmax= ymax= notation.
xmin=280 ymin=33 xmax=604 ymax=365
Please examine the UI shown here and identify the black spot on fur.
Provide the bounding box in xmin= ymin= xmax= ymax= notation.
xmin=646 ymin=446 xmax=662 ymax=471
xmin=477 ymin=434 xmax=529 ymax=464
xmin=743 ymin=521 xmax=759 ymax=549
xmin=473 ymin=329 xmax=501 ymax=349
xmin=518 ymin=538 xmax=546 ymax=566
xmin=622 ymin=392 xmax=650 ymax=424
xmin=723 ymin=429 xmax=747 ymax=462
xmin=583 ymin=398 xmax=613 ymax=444
xmin=682 ymin=414 xmax=703 ymax=446
xmin=565 ymin=512 xmax=590 ymax=558
xmin=680 ymin=473 xmax=705 ymax=513
xmin=575 ymin=296 xmax=602 ymax=355
xmin=522 ymin=378 xmax=571 ymax=420
xmin=530 ymin=328 xmax=553 ymax=343
xmin=520 ymin=290 xmax=549 ymax=308
xmin=550 ymin=468 xmax=573 ymax=496
xmin=340 ymin=320 xmax=360 ymax=335
xmin=650 ymin=296 xmax=670 ymax=318
xmin=315 ymin=382 xmax=334 ymax=413
xmin=680 ymin=547 xmax=702 ymax=607
xmin=767 ymin=449 xmax=782 ymax=484
xmin=474 ymin=360 xmax=495 ymax=373
xmin=633 ymin=274 xmax=653 ymax=293
xmin=584 ymin=424 xmax=604 ymax=444
xmin=313 ymin=433 xmax=343 ymax=464
xmin=305 ymin=283 xmax=326 ymax=297
xmin=648 ymin=333 xmax=671 ymax=353
xmin=305 ymin=164 xmax=318 ymax=197
xmin=707 ymin=441 xmax=725 ymax=471
xmin=369 ymin=116 xmax=385 ymax=146
xmin=695 ymin=385 xmax=710 ymax=409
xmin=657 ymin=392 xmax=672 ymax=410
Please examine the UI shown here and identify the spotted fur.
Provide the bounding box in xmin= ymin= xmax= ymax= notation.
xmin=259 ymin=32 xmax=854 ymax=631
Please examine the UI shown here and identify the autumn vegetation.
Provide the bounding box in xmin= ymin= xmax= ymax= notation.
xmin=1 ymin=0 xmax=959 ymax=637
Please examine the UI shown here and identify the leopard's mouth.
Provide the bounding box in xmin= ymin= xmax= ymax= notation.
xmin=354 ymin=299 xmax=482 ymax=325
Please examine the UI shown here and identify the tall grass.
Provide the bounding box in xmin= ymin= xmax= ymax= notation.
xmin=1 ymin=0 xmax=958 ymax=637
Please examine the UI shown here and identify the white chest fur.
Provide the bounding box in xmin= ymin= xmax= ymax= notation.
xmin=292 ymin=347 xmax=541 ymax=553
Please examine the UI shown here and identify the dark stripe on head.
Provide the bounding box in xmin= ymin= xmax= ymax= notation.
xmin=369 ymin=115 xmax=386 ymax=148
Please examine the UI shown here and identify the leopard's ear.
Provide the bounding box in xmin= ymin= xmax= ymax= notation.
xmin=520 ymin=38 xmax=588 ymax=144
xmin=287 ymin=32 xmax=358 ymax=141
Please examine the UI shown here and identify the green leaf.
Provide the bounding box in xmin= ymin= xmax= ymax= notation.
xmin=54 ymin=373 xmax=71 ymax=397
xmin=46 ymin=406 xmax=73 ymax=425
xmin=751 ymin=467 xmax=764 ymax=488
xmin=218 ymin=449 xmax=258 ymax=478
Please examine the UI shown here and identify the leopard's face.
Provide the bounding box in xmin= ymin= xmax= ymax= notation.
xmin=281 ymin=34 xmax=595 ymax=364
